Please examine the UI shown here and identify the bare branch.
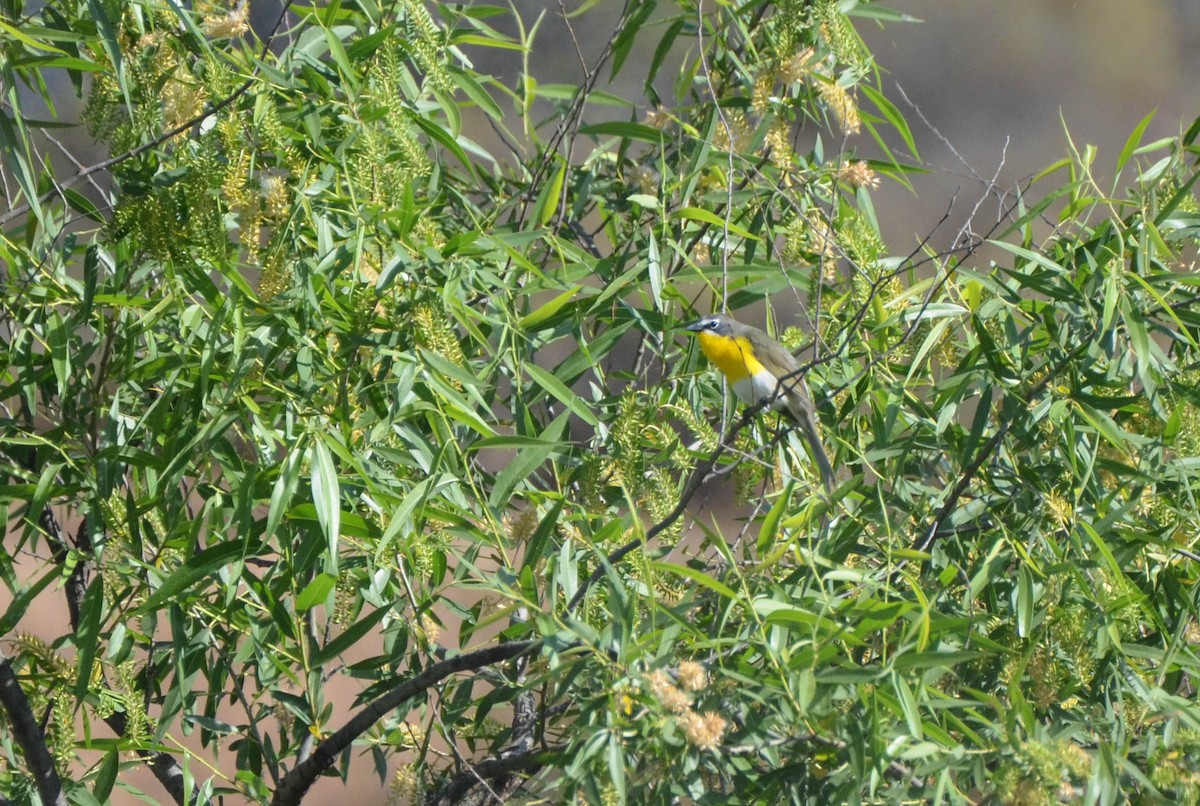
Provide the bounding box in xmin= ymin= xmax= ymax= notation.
xmin=424 ymin=744 xmax=568 ymax=806
xmin=0 ymin=652 xmax=67 ymax=806
xmin=271 ymin=640 xmax=539 ymax=806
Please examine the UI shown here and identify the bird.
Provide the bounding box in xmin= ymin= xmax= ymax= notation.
xmin=686 ymin=313 xmax=834 ymax=491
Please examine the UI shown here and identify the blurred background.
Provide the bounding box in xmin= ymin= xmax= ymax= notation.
xmin=859 ymin=0 xmax=1200 ymax=250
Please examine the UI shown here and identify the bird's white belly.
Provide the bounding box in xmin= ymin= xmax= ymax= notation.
xmin=733 ymin=371 xmax=786 ymax=409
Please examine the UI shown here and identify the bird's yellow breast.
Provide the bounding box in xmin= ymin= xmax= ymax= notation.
xmin=696 ymin=331 xmax=767 ymax=382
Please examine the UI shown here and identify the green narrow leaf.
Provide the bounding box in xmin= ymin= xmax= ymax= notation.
xmin=375 ymin=473 xmax=453 ymax=563
xmin=905 ymin=318 xmax=951 ymax=385
xmin=434 ymin=87 xmax=461 ymax=139
xmin=1120 ymin=298 xmax=1153 ymax=385
xmin=0 ymin=566 xmax=59 ymax=634
xmin=162 ymin=0 xmax=212 ymax=48
xmin=672 ymin=207 xmax=760 ymax=241
xmin=295 ymin=573 xmax=338 ymax=612
xmin=893 ymin=650 xmax=986 ymax=672
xmin=490 ymin=413 xmax=569 ymax=508
xmin=756 ymin=481 xmax=794 ymax=555
xmin=606 ymin=731 xmax=626 ymax=801
xmin=25 ymin=461 xmax=61 ymax=546
xmin=310 ymin=437 xmax=341 ymax=572
xmin=74 ymin=577 xmax=104 ymax=702
xmin=419 ymin=347 xmax=483 ymax=392
xmin=521 ymin=286 xmax=583 ymax=330
xmin=525 ymin=363 xmax=599 ymax=426
xmin=649 ymin=561 xmax=737 ymax=600
xmin=312 ymin=605 xmax=390 ymax=666
xmin=0 ymin=103 xmax=44 ymax=224
xmin=448 ymin=66 xmax=504 ymax=121
xmin=449 ymin=32 xmax=524 ymax=51
xmin=522 ymin=497 xmax=566 ymax=572
xmin=796 ymin=667 xmax=815 ymax=715
xmin=1101 ymin=269 xmax=1119 ymax=330
xmin=555 ymin=533 xmax=578 ymax=604
xmin=1074 ymin=402 xmax=1127 ymax=449
xmin=413 ymin=113 xmax=478 ymax=180
xmin=92 ymin=749 xmax=119 ymax=802
xmin=533 ymin=160 xmax=566 ymax=228
xmin=989 ymin=239 xmax=1067 ymax=275
xmin=861 ymin=82 xmax=918 ymax=160
xmin=323 ymin=26 xmax=355 ymax=83
xmin=0 ymin=20 xmax=67 ymax=52
xmin=894 ymin=673 xmax=924 ymax=740
xmin=647 ymin=236 xmax=663 ymax=311
xmin=607 ymin=0 xmax=653 ymax=78
xmin=138 ymin=541 xmax=249 ymax=614
xmin=85 ymin=0 xmax=127 ymax=103
xmin=647 ymin=17 xmax=685 ymax=90
xmin=1117 ymin=110 xmax=1156 ymax=173
xmin=185 ymin=715 xmax=238 ymax=735
xmin=1015 ymin=565 xmax=1034 ymax=638
xmin=265 ymin=444 xmax=304 ymax=542
xmin=755 ymin=601 xmax=846 ymax=637
xmin=48 ymin=311 xmax=71 ymax=399
xmin=1127 ymin=271 xmax=1200 ymax=350
xmin=82 ymin=246 xmax=100 ymax=321
xmin=578 ymin=121 xmax=666 ymax=144
xmin=1076 ymin=521 xmax=1125 ymax=587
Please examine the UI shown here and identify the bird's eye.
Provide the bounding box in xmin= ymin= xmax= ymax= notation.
xmin=706 ymin=319 xmax=718 ymax=330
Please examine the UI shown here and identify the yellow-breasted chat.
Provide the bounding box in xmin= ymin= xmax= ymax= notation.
xmin=686 ymin=313 xmax=834 ymax=491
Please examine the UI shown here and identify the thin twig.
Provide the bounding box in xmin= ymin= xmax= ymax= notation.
xmin=566 ymin=404 xmax=767 ymax=613
xmin=425 ymin=744 xmax=568 ymax=806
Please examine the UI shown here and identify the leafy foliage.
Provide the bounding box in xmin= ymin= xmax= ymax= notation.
xmin=2 ymin=1 xmax=1200 ymax=804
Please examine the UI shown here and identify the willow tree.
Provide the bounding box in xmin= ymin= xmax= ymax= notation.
xmin=3 ymin=1 xmax=1200 ymax=804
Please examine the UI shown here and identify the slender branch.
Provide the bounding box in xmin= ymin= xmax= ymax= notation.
xmin=912 ymin=339 xmax=1090 ymax=556
xmin=270 ymin=640 xmax=539 ymax=806
xmin=566 ymin=405 xmax=763 ymax=613
xmin=41 ymin=130 xmax=112 ymax=203
xmin=517 ymin=0 xmax=635 ymax=230
xmin=0 ymin=652 xmax=67 ymax=806
xmin=424 ymin=744 xmax=568 ymax=806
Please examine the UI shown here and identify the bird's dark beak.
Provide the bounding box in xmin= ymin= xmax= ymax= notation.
xmin=684 ymin=319 xmax=705 ymax=332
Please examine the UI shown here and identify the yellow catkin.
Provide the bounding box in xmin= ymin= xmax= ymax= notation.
xmin=817 ymin=79 xmax=861 ymax=135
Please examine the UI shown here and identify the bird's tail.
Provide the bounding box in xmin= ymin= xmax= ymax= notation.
xmin=788 ymin=396 xmax=834 ymax=492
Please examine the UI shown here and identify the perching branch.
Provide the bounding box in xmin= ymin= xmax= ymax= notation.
xmin=566 ymin=405 xmax=764 ymax=614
